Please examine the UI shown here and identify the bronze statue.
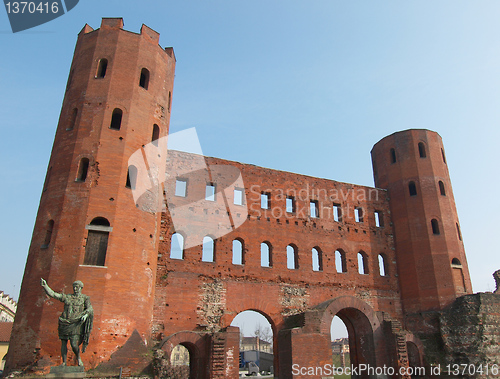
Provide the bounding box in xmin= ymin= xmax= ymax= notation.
xmin=494 ymin=270 xmax=500 ymax=294
xmin=40 ymin=278 xmax=93 ymax=366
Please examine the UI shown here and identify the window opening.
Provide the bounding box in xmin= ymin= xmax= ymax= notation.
xmin=333 ymin=204 xmax=342 ymax=222
xmin=310 ymin=200 xmax=319 ymax=218
xmin=261 ymin=192 xmax=270 ymax=209
xmin=354 ymin=207 xmax=363 ymax=223
xmin=358 ymin=252 xmax=369 ymax=275
xmin=286 ymin=196 xmax=296 ymax=213
xmin=175 ymin=179 xmax=187 ymax=197
xmin=409 ymin=181 xmax=417 ymax=196
xmin=232 ymin=239 xmax=244 ymax=265
xmin=96 ymin=58 xmax=108 ymax=78
xmin=205 ymin=183 xmax=216 ymax=201
xmin=261 ymin=242 xmax=272 ymax=267
xmin=441 ymin=148 xmax=447 ymax=164
xmin=431 ymin=219 xmax=440 ymax=235
xmin=234 ymin=188 xmax=244 ymax=206
xmin=378 ymin=254 xmax=388 ymax=276
xmin=374 ymin=211 xmax=383 ymax=227
xmin=418 ymin=142 xmax=427 ymax=158
xmin=170 ymin=233 xmax=184 ymax=260
xmin=126 ymin=165 xmax=137 ymax=190
xmin=139 ymin=68 xmax=150 ymax=89
xmin=439 ymin=181 xmax=446 ymax=196
xmin=312 ymin=247 xmax=322 ymax=272
xmin=68 ymin=108 xmax=78 ymax=130
xmin=41 ymin=220 xmax=54 ymax=248
xmin=76 ymin=158 xmax=89 ymax=182
xmin=83 ymin=217 xmax=111 ymax=266
xmin=390 ymin=148 xmax=396 ymax=164
xmin=335 ymin=250 xmax=347 ymax=273
xmin=110 ymin=108 xmax=123 ymax=130
xmin=456 ymin=223 xmax=462 ymax=241
xmin=287 ymin=244 xmax=298 ymax=270
xmin=152 ymin=124 xmax=160 ymax=142
xmin=202 ymin=236 xmax=214 ymax=262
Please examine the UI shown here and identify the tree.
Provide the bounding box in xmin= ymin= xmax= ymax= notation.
xmin=253 ymin=322 xmax=272 ymax=344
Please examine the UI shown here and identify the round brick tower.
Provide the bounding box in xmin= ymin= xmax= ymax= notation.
xmin=6 ymin=18 xmax=175 ymax=371
xmin=371 ymin=129 xmax=472 ymax=315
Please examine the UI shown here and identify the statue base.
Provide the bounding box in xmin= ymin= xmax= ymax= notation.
xmin=46 ymin=365 xmax=85 ymax=378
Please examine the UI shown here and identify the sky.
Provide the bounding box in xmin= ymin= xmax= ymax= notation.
xmin=1 ymin=1 xmax=500 ymax=338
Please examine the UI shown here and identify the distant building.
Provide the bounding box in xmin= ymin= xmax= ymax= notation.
xmin=170 ymin=345 xmax=189 ymax=366
xmin=240 ymin=337 xmax=272 ymax=353
xmin=0 ymin=292 xmax=16 ymax=322
xmin=331 ymin=338 xmax=349 ymax=354
xmin=0 ymin=322 xmax=13 ymax=371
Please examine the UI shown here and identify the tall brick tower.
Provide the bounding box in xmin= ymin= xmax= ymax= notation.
xmin=371 ymin=129 xmax=472 ymax=315
xmin=6 ymin=18 xmax=175 ymax=370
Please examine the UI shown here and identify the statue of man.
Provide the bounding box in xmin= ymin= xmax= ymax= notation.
xmin=40 ymin=278 xmax=93 ymax=366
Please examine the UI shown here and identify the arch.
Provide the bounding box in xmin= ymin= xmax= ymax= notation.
xmin=139 ymin=68 xmax=150 ymax=89
xmin=261 ymin=241 xmax=272 ymax=267
xmin=170 ymin=232 xmax=184 ymax=260
xmin=232 ymin=238 xmax=244 ymax=265
xmin=84 ymin=217 xmax=111 ymax=266
xmin=418 ymin=142 xmax=427 ymax=158
xmin=286 ymin=244 xmax=298 ymax=269
xmin=315 ymin=296 xmax=381 ymax=371
xmin=358 ymin=251 xmax=369 ymax=275
xmin=335 ymin=249 xmax=347 ymax=273
xmin=408 ymin=181 xmax=417 ymax=196
xmin=76 ymin=157 xmax=89 ymax=182
xmin=202 ymin=236 xmax=215 ymax=262
xmin=41 ymin=219 xmax=54 ymax=248
xmin=159 ymin=331 xmax=207 ymax=379
xmin=110 ymin=108 xmax=123 ymax=130
xmin=312 ymin=247 xmax=323 ymax=272
xmin=439 ymin=180 xmax=446 ymax=196
xmin=431 ymin=219 xmax=440 ymax=235
xmin=68 ymin=107 xmax=78 ymax=130
xmin=152 ymin=124 xmax=160 ymax=143
xmin=96 ymin=58 xmax=108 ymax=78
xmin=378 ymin=254 xmax=388 ymax=276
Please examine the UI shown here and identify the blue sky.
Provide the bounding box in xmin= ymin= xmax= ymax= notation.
xmin=1 ymin=0 xmax=499 ymax=315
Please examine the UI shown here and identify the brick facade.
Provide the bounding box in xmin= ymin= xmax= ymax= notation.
xmin=5 ymin=18 xmax=479 ymax=379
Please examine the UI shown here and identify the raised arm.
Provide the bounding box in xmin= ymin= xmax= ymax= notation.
xmin=40 ymin=278 xmax=63 ymax=301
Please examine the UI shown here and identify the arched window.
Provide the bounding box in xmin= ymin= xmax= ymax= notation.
xmin=390 ymin=148 xmax=397 ymax=164
xmin=287 ymin=244 xmax=298 ymax=270
xmin=451 ymin=258 xmax=466 ymax=293
xmin=96 ymin=58 xmax=108 ymax=78
xmin=335 ymin=249 xmax=347 ymax=273
xmin=431 ymin=219 xmax=440 ymax=235
xmin=312 ymin=247 xmax=322 ymax=272
xmin=456 ymin=223 xmax=462 ymax=241
xmin=84 ymin=217 xmax=111 ymax=266
xmin=261 ymin=242 xmax=272 ymax=267
xmin=76 ymin=158 xmax=89 ymax=182
xmin=43 ymin=166 xmax=52 ymax=192
xmin=168 ymin=91 xmax=172 ymax=112
xmin=139 ymin=68 xmax=150 ymax=90
xmin=41 ymin=220 xmax=54 ymax=248
xmin=202 ymin=236 xmax=215 ymax=262
xmin=378 ymin=254 xmax=388 ymax=276
xmin=441 ymin=148 xmax=447 ymax=164
xmin=170 ymin=233 xmax=184 ymax=260
xmin=110 ymin=108 xmax=123 ymax=130
xmin=418 ymin=142 xmax=427 ymax=158
xmin=232 ymin=239 xmax=244 ymax=265
xmin=68 ymin=108 xmax=78 ymax=130
xmin=409 ymin=181 xmax=417 ymax=196
xmin=152 ymin=124 xmax=160 ymax=143
xmin=126 ymin=165 xmax=137 ymax=190
xmin=439 ymin=181 xmax=446 ymax=196
xmin=358 ymin=251 xmax=369 ymax=275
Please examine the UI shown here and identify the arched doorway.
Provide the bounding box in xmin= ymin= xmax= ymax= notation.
xmin=331 ymin=315 xmax=350 ymax=369
xmin=315 ymin=296 xmax=382 ymax=378
xmin=230 ymin=310 xmax=275 ymax=376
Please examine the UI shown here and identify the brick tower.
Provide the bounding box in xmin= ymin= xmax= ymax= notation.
xmin=371 ymin=129 xmax=472 ymax=315
xmin=6 ymin=18 xmax=175 ymax=370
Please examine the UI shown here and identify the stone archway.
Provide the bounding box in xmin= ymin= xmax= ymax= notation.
xmin=316 ymin=296 xmax=384 ymax=372
xmin=159 ymin=331 xmax=209 ymax=379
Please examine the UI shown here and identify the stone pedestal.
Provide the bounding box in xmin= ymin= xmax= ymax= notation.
xmin=46 ymin=365 xmax=85 ymax=378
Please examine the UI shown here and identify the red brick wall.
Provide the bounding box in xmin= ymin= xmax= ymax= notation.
xmin=371 ymin=129 xmax=472 ymax=315
xmin=7 ymin=18 xmax=175 ymax=372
